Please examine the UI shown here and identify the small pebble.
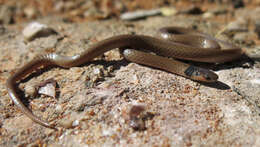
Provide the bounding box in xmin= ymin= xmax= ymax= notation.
xmin=24 ymin=83 xmax=37 ymax=97
xmin=160 ymin=7 xmax=178 ymax=16
xmin=202 ymin=12 xmax=214 ymax=19
xmin=129 ymin=104 xmax=146 ymax=118
xmin=245 ymin=46 xmax=260 ymax=61
xmin=224 ymin=19 xmax=248 ymax=33
xmin=59 ymin=119 xmax=74 ymax=129
xmin=55 ymin=105 xmax=63 ymax=113
xmin=233 ymin=32 xmax=248 ymax=41
xmin=93 ymin=67 xmax=102 ymax=76
xmin=0 ymin=5 xmax=14 ymax=24
xmin=233 ymin=32 xmax=255 ymax=46
xmin=37 ymin=79 xmax=57 ymax=98
xmin=129 ymin=117 xmax=146 ymax=131
xmin=250 ymin=78 xmax=260 ymax=85
xmin=72 ymin=120 xmax=80 ymax=127
xmin=54 ymin=1 xmax=65 ymax=11
xmin=128 ymin=104 xmax=147 ymax=131
xmin=120 ymin=9 xmax=161 ymax=20
xmin=24 ymin=7 xmax=37 ymax=19
xmin=23 ymin=22 xmax=57 ymax=41
xmin=131 ymin=74 xmax=139 ymax=85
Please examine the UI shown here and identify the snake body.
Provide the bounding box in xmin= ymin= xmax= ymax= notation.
xmin=6 ymin=27 xmax=243 ymax=129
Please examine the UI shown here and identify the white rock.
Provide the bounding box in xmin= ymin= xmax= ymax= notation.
xmin=225 ymin=19 xmax=248 ymax=33
xmin=72 ymin=120 xmax=79 ymax=127
xmin=245 ymin=46 xmax=260 ymax=61
xmin=120 ymin=9 xmax=161 ymax=20
xmin=202 ymin=12 xmax=214 ymax=19
xmin=38 ymin=82 xmax=56 ymax=98
xmin=250 ymin=78 xmax=260 ymax=85
xmin=23 ymin=22 xmax=56 ymax=41
xmin=160 ymin=7 xmax=178 ymax=16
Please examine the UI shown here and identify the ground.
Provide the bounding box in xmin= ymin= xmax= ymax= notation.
xmin=1 ymin=1 xmax=260 ymax=146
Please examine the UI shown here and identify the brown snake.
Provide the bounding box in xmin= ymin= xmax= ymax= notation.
xmin=6 ymin=27 xmax=244 ymax=129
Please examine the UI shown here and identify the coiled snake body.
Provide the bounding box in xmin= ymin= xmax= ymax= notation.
xmin=6 ymin=27 xmax=243 ymax=129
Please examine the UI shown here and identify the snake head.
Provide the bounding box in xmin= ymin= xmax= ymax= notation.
xmin=184 ymin=66 xmax=218 ymax=82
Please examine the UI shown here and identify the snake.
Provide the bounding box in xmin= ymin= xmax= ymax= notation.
xmin=6 ymin=27 xmax=244 ymax=129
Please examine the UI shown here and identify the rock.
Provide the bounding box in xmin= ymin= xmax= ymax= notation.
xmin=55 ymin=105 xmax=63 ymax=113
xmin=59 ymin=112 xmax=81 ymax=129
xmin=245 ymin=46 xmax=260 ymax=61
xmin=160 ymin=7 xmax=178 ymax=16
xmin=202 ymin=12 xmax=214 ymax=19
xmin=24 ymin=7 xmax=38 ymax=19
xmin=129 ymin=117 xmax=146 ymax=131
xmin=22 ymin=22 xmax=57 ymax=42
xmin=120 ymin=9 xmax=161 ymax=20
xmin=24 ymin=83 xmax=37 ymax=97
xmin=54 ymin=1 xmax=65 ymax=11
xmin=59 ymin=118 xmax=74 ymax=129
xmin=0 ymin=5 xmax=14 ymax=24
xmin=224 ymin=19 xmax=248 ymax=34
xmin=37 ymin=79 xmax=57 ymax=98
xmin=250 ymin=78 xmax=260 ymax=85
xmin=72 ymin=120 xmax=80 ymax=127
xmin=202 ymin=6 xmax=228 ymax=18
xmin=93 ymin=67 xmax=103 ymax=76
xmin=128 ymin=104 xmax=146 ymax=131
xmin=233 ymin=32 xmax=255 ymax=46
xmin=3 ymin=115 xmax=34 ymax=131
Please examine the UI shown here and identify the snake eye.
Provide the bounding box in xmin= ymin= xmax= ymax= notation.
xmin=204 ymin=74 xmax=211 ymax=81
xmin=184 ymin=66 xmax=218 ymax=82
xmin=202 ymin=71 xmax=218 ymax=82
xmin=194 ymin=71 xmax=200 ymax=76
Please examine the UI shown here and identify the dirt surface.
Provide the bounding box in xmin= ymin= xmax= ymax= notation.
xmin=1 ymin=1 xmax=260 ymax=147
